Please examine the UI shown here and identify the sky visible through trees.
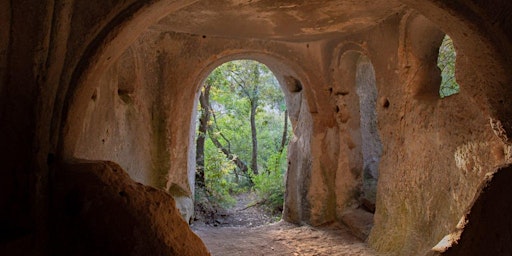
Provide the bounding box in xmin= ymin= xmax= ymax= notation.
xmin=195 ymin=60 xmax=291 ymax=214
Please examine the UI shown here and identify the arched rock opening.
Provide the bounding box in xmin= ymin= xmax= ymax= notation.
xmin=331 ymin=50 xmax=381 ymax=240
xmin=356 ymin=55 xmax=382 ymax=212
xmin=192 ymin=58 xmax=295 ymax=222
xmin=184 ymin=50 xmax=317 ymax=226
xmin=63 ymin=23 xmax=317 ymax=226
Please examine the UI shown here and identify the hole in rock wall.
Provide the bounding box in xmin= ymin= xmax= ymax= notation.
xmin=438 ymin=35 xmax=460 ymax=98
xmin=193 ymin=59 xmax=291 ymax=227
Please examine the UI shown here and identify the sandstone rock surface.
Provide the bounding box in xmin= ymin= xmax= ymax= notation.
xmin=440 ymin=165 xmax=512 ymax=256
xmin=52 ymin=161 xmax=209 ymax=256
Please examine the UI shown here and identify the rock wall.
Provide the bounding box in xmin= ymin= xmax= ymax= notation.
xmin=73 ymin=47 xmax=164 ymax=187
xmin=363 ymin=12 xmax=512 ymax=255
xmin=327 ymin=11 xmax=512 ymax=255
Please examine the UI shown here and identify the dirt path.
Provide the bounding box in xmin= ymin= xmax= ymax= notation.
xmin=191 ymin=193 xmax=376 ymax=256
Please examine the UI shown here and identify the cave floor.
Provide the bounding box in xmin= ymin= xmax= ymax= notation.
xmin=192 ymin=221 xmax=375 ymax=256
xmin=191 ymin=193 xmax=375 ymax=256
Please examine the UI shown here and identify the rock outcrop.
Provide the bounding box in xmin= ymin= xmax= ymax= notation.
xmin=52 ymin=161 xmax=209 ymax=255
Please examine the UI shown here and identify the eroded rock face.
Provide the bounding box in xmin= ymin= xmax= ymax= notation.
xmin=52 ymin=161 xmax=209 ymax=256
xmin=355 ymin=56 xmax=381 ymax=207
xmin=73 ymin=48 xmax=161 ymax=187
xmin=440 ymin=165 xmax=512 ymax=256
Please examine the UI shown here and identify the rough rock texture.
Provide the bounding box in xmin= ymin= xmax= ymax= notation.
xmin=355 ymin=55 xmax=382 ymax=206
xmin=364 ymin=12 xmax=512 ymax=255
xmin=52 ymin=161 xmax=209 ymax=256
xmin=73 ymin=48 xmax=161 ymax=186
xmin=1 ymin=1 xmax=512 ymax=256
xmin=340 ymin=208 xmax=375 ymax=241
xmin=154 ymin=0 xmax=405 ymax=41
xmin=440 ymin=165 xmax=512 ymax=256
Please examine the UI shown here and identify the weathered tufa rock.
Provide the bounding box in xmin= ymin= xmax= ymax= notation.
xmin=439 ymin=165 xmax=512 ymax=256
xmin=341 ymin=208 xmax=374 ymax=241
xmin=52 ymin=161 xmax=210 ymax=256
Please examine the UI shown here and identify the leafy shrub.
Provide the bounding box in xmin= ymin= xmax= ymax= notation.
xmin=204 ymin=146 xmax=237 ymax=207
xmin=251 ymin=150 xmax=286 ymax=214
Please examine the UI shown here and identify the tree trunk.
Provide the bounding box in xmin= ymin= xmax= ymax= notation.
xmin=207 ymin=130 xmax=249 ymax=175
xmin=250 ymin=99 xmax=258 ymax=175
xmin=279 ymin=110 xmax=288 ymax=154
xmin=203 ymin=84 xmax=250 ymax=177
xmin=195 ymin=83 xmax=211 ymax=189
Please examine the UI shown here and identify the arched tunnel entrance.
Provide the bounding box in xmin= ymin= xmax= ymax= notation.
xmin=192 ymin=59 xmax=291 ymax=227
xmin=49 ymin=1 xmax=512 ymax=255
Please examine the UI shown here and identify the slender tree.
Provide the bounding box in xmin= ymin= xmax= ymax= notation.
xmin=279 ymin=110 xmax=289 ymax=154
xmin=195 ymin=83 xmax=211 ymax=189
xmin=222 ymin=61 xmax=266 ymax=175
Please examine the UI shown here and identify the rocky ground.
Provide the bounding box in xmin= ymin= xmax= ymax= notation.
xmin=191 ymin=193 xmax=376 ymax=256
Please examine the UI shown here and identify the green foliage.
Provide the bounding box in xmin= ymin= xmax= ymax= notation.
xmin=438 ymin=35 xmax=460 ymax=98
xmin=250 ymin=149 xmax=287 ymax=214
xmin=207 ymin=60 xmax=285 ymax=171
xmin=203 ymin=144 xmax=236 ymax=207
xmin=256 ymin=111 xmax=284 ymax=169
xmin=196 ymin=59 xmax=291 ymax=214
xmin=204 ymin=60 xmax=289 ymax=176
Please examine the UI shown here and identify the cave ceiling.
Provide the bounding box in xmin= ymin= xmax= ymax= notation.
xmin=150 ymin=0 xmax=405 ymax=42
